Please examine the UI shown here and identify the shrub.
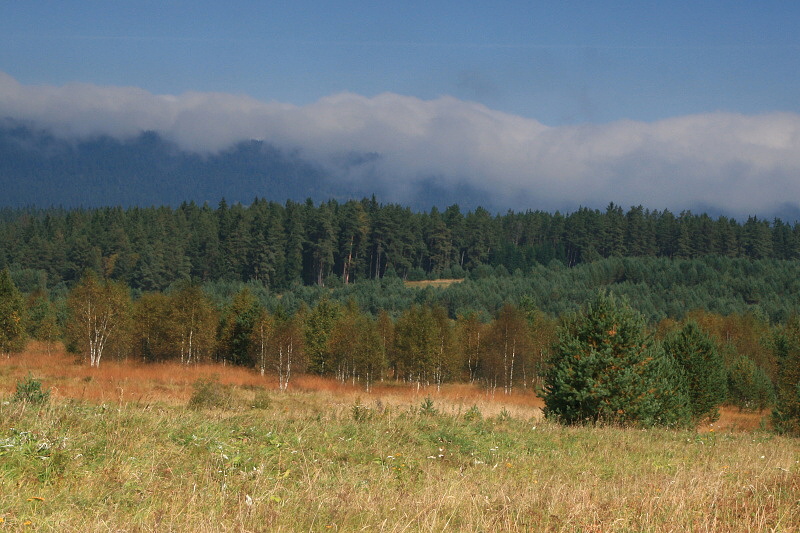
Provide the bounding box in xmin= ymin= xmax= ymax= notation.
xmin=187 ymin=377 xmax=233 ymax=410
xmin=12 ymin=374 xmax=50 ymax=405
xmin=463 ymin=405 xmax=482 ymax=422
xmin=251 ymin=390 xmax=271 ymax=410
xmin=496 ymin=407 xmax=513 ymax=422
xmin=351 ymin=397 xmax=372 ymax=422
xmin=419 ymin=396 xmax=438 ymax=416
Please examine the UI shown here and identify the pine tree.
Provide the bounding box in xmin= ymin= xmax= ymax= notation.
xmin=663 ymin=321 xmax=728 ymax=422
xmin=303 ymin=296 xmax=342 ymax=375
xmin=728 ymin=355 xmax=774 ymax=412
xmin=0 ymin=268 xmax=26 ymax=357
xmin=772 ymin=318 xmax=800 ymax=434
xmin=543 ymin=291 xmax=690 ymax=427
xmin=25 ymin=289 xmax=60 ymax=355
xmin=218 ymin=288 xmax=261 ymax=366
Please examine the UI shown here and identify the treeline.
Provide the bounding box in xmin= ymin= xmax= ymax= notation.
xmin=1 ymin=198 xmax=798 ymax=293
xmin=0 ymin=268 xmax=785 ymax=416
xmin=9 ymin=252 xmax=800 ymax=332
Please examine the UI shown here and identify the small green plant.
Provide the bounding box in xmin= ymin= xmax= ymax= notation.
xmin=12 ymin=374 xmax=50 ymax=404
xmin=463 ymin=405 xmax=483 ymax=422
xmin=496 ymin=407 xmax=513 ymax=422
xmin=187 ymin=376 xmax=233 ymax=410
xmin=351 ymin=397 xmax=371 ymax=422
xmin=419 ymin=396 xmax=438 ymax=416
xmin=252 ymin=390 xmax=271 ymax=409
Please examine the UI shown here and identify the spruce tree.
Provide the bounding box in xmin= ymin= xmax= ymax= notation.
xmin=543 ymin=291 xmax=690 ymax=427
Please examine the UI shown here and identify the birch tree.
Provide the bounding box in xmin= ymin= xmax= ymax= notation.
xmin=168 ymin=282 xmax=217 ymax=365
xmin=67 ymin=271 xmax=131 ymax=367
xmin=483 ymin=304 xmax=531 ymax=395
xmin=251 ymin=310 xmax=306 ymax=391
xmin=327 ymin=302 xmax=385 ymax=391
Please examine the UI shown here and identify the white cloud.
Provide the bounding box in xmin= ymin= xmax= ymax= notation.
xmin=2 ymin=71 xmax=799 ymax=217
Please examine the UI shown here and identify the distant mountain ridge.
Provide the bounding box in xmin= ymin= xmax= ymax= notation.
xmin=3 ymin=120 xmax=800 ymax=222
xmin=0 ymin=120 xmax=354 ymax=208
xmin=0 ymin=120 xmax=499 ymax=211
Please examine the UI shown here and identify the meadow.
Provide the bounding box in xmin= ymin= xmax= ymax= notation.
xmin=1 ymin=343 xmax=798 ymax=532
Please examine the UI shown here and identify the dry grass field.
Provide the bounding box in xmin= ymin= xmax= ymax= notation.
xmin=1 ymin=342 xmax=798 ymax=531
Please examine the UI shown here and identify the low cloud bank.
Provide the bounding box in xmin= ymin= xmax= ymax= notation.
xmin=2 ymin=71 xmax=799 ymax=217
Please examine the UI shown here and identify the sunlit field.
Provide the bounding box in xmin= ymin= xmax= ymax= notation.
xmin=1 ymin=343 xmax=798 ymax=531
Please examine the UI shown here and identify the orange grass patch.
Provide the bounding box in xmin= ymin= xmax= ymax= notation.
xmin=1 ymin=342 xmax=274 ymax=405
xmin=701 ymin=405 xmax=771 ymax=433
xmin=2 ymin=342 xmax=543 ymax=418
xmin=404 ymin=278 xmax=463 ymax=289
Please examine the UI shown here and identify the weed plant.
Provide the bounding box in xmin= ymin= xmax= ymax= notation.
xmin=12 ymin=375 xmax=49 ymax=405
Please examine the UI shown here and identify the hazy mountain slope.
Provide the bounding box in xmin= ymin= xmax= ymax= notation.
xmin=0 ymin=122 xmax=360 ymax=208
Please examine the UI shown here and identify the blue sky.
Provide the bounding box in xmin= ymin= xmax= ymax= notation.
xmin=2 ymin=2 xmax=800 ymax=216
xmin=3 ymin=1 xmax=797 ymax=124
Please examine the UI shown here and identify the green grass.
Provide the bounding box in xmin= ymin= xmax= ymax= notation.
xmin=1 ymin=386 xmax=799 ymax=532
